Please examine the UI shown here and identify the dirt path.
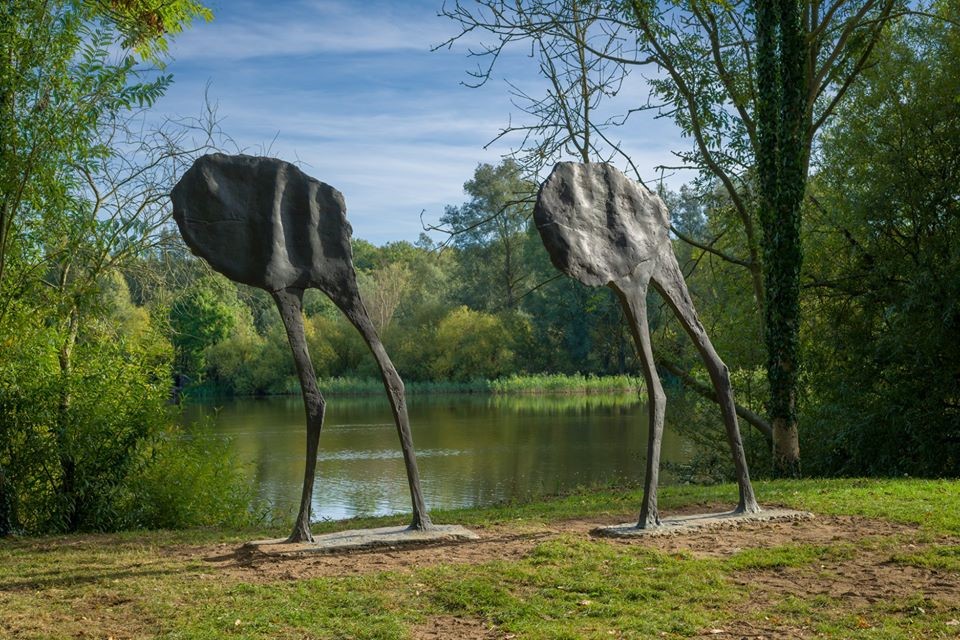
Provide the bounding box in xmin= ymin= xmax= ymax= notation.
xmin=193 ymin=507 xmax=921 ymax=581
xmin=184 ymin=507 xmax=960 ymax=639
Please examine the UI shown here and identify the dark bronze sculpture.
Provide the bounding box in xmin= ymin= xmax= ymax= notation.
xmin=534 ymin=162 xmax=760 ymax=528
xmin=171 ymin=153 xmax=431 ymax=542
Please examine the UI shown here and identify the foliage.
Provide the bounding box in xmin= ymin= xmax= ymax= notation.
xmin=0 ymin=0 xmax=248 ymax=536
xmin=440 ymin=0 xmax=910 ymax=473
xmin=438 ymin=160 xmax=536 ymax=311
xmin=127 ymin=422 xmax=264 ymax=530
xmin=0 ymin=292 xmax=257 ymax=534
xmin=0 ymin=0 xmax=210 ymax=301
xmin=168 ymin=275 xmax=246 ymax=384
xmin=801 ymin=9 xmax=960 ymax=477
xmin=755 ymin=0 xmax=807 ymax=474
xmin=431 ymin=306 xmax=518 ymax=381
xmin=490 ymin=373 xmax=643 ymax=394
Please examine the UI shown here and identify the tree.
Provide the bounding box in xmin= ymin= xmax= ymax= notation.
xmin=802 ymin=5 xmax=960 ymax=475
xmin=0 ymin=0 xmax=212 ymax=535
xmin=442 ymin=0 xmax=906 ymax=470
xmin=432 ymin=306 xmax=517 ymax=381
xmin=437 ymin=160 xmax=536 ymax=310
xmin=360 ymin=261 xmax=413 ymax=334
xmin=0 ymin=0 xmax=211 ymax=297
xmin=754 ymin=0 xmax=806 ymax=475
xmin=168 ymin=275 xmax=246 ymax=384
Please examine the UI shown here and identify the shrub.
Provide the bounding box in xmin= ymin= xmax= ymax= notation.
xmin=431 ymin=307 xmax=516 ymax=381
xmin=0 ymin=302 xmax=260 ymax=535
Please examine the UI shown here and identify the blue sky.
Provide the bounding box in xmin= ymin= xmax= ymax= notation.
xmin=158 ymin=0 xmax=685 ymax=244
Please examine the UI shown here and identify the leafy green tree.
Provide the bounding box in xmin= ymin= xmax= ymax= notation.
xmin=168 ymin=275 xmax=247 ymax=385
xmin=802 ymin=6 xmax=960 ymax=475
xmin=439 ymin=160 xmax=536 ymax=310
xmin=0 ymin=0 xmax=211 ymax=535
xmin=0 ymin=0 xmax=210 ymax=297
xmin=755 ymin=0 xmax=807 ymax=475
xmin=431 ymin=306 xmax=517 ymax=381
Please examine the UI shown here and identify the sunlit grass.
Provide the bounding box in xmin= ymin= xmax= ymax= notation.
xmin=302 ymin=373 xmax=646 ymax=396
xmin=2 ymin=478 xmax=959 ymax=639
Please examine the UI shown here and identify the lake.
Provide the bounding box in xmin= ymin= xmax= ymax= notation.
xmin=181 ymin=393 xmax=695 ymax=522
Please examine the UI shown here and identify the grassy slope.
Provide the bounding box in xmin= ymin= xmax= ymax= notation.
xmin=1 ymin=478 xmax=959 ymax=639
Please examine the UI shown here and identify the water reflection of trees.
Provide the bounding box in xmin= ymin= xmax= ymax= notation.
xmin=181 ymin=394 xmax=695 ymax=520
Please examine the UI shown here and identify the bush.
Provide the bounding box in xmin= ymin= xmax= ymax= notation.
xmin=431 ymin=306 xmax=516 ymax=381
xmin=0 ymin=302 xmax=260 ymax=535
xmin=127 ymin=423 xmax=265 ymax=530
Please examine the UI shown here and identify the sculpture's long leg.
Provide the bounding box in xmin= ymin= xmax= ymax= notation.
xmin=611 ymin=277 xmax=666 ymax=528
xmin=335 ymin=296 xmax=432 ymax=530
xmin=651 ymin=252 xmax=760 ymax=514
xmin=272 ymin=287 xmax=325 ymax=542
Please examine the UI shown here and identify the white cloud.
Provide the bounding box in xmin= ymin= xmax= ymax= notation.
xmin=170 ymin=0 xmax=458 ymax=61
xmin=157 ymin=1 xmax=690 ymax=244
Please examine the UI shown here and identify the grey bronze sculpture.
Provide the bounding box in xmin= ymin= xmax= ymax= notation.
xmin=171 ymin=153 xmax=431 ymax=541
xmin=534 ymin=162 xmax=760 ymax=528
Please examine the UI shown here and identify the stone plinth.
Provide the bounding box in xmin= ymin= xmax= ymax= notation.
xmin=245 ymin=524 xmax=479 ymax=555
xmin=593 ymin=508 xmax=814 ymax=538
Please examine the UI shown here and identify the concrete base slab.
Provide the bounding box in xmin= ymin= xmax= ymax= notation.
xmin=245 ymin=524 xmax=480 ymax=555
xmin=593 ymin=508 xmax=814 ymax=538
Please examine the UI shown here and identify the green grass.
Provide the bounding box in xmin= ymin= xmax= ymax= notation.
xmin=723 ymin=542 xmax=856 ymax=570
xmin=297 ymin=373 xmax=646 ymax=396
xmin=2 ymin=478 xmax=959 ymax=639
xmin=893 ymin=546 xmax=960 ymax=572
xmin=490 ymin=373 xmax=644 ymax=395
xmin=317 ymin=377 xmax=494 ymax=395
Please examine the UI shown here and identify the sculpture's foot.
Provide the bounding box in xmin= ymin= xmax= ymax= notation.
xmin=734 ymin=500 xmax=762 ymax=515
xmin=407 ymin=514 xmax=434 ymax=531
xmin=637 ymin=510 xmax=662 ymax=530
xmin=287 ymin=518 xmax=315 ymax=543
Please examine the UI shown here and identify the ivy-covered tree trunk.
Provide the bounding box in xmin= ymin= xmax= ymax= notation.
xmin=0 ymin=465 xmax=13 ymax=536
xmin=755 ymin=0 xmax=806 ymax=476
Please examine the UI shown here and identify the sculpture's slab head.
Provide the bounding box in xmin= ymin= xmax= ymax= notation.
xmin=170 ymin=153 xmax=358 ymax=296
xmin=533 ymin=162 xmax=670 ymax=287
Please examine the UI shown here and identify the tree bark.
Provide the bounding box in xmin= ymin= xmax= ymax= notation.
xmin=57 ymin=303 xmax=81 ymax=531
xmin=755 ymin=0 xmax=806 ymax=477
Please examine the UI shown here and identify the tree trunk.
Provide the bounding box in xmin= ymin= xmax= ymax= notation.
xmin=0 ymin=464 xmax=13 ymax=536
xmin=755 ymin=0 xmax=805 ymax=477
xmin=57 ymin=304 xmax=81 ymax=530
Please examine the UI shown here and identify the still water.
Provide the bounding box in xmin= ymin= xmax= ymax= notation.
xmin=181 ymin=394 xmax=694 ymax=521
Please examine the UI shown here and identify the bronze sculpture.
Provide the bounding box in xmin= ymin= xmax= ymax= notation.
xmin=534 ymin=162 xmax=760 ymax=528
xmin=171 ymin=153 xmax=431 ymax=542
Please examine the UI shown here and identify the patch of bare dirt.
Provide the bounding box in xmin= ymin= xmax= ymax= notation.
xmin=195 ymin=524 xmax=556 ymax=581
xmin=642 ymin=513 xmax=960 ymax=640
xmin=635 ymin=512 xmax=921 ymax=557
xmin=178 ymin=507 xmax=960 ymax=639
xmin=410 ymin=615 xmax=499 ymax=640
xmin=188 ymin=507 xmax=944 ymax=583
